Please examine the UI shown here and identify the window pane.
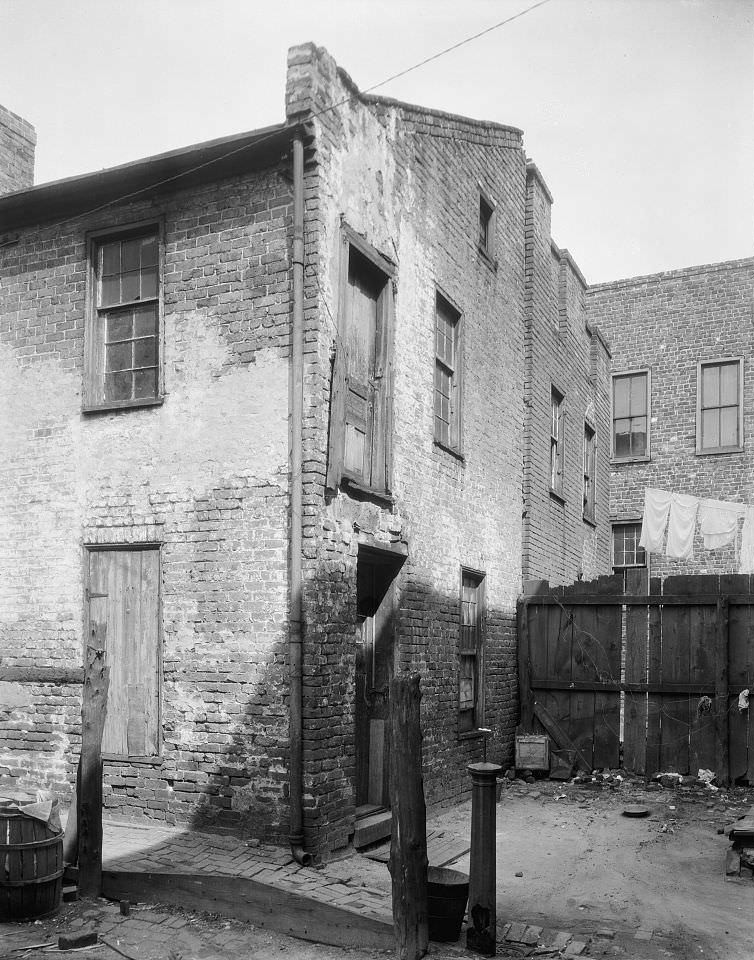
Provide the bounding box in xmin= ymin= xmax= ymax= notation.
xmin=106 ymin=341 xmax=132 ymax=372
xmin=140 ymin=266 xmax=158 ymax=300
xmin=720 ymin=406 xmax=739 ymax=447
xmin=630 ymin=374 xmax=647 ymax=415
xmin=121 ymin=238 xmax=141 ymax=273
xmin=140 ymin=235 xmax=158 ymax=267
xmin=102 ymin=242 xmax=121 ymax=277
xmin=134 ymin=305 xmax=157 ymax=338
xmin=613 ymin=377 xmax=630 ymax=418
xmin=702 ymin=408 xmax=719 ymax=449
xmin=104 ymin=371 xmax=132 ymax=403
xmin=108 ymin=314 xmax=133 ymax=342
xmin=702 ymin=364 xmax=720 ymax=407
xmin=100 ymin=275 xmax=121 ymax=307
xmin=720 ymin=363 xmax=738 ymax=406
xmin=134 ymin=337 xmax=157 ymax=368
xmin=630 ymin=417 xmax=647 ymax=456
xmin=120 ymin=270 xmax=140 ymax=303
xmin=614 ymin=419 xmax=631 ymax=458
xmin=133 ymin=369 xmax=158 ymax=399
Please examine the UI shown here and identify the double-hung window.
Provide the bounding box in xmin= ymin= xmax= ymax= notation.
xmin=86 ymin=224 xmax=162 ymax=410
xmin=459 ymin=570 xmax=485 ymax=734
xmin=326 ymin=227 xmax=394 ymax=495
xmin=697 ymin=359 xmax=742 ymax=454
xmin=612 ymin=371 xmax=649 ymax=459
xmin=434 ymin=292 xmax=463 ymax=452
xmin=550 ymin=387 xmax=564 ymax=496
xmin=612 ymin=522 xmax=647 ymax=589
xmin=583 ymin=423 xmax=596 ymax=523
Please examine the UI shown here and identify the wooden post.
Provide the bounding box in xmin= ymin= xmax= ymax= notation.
xmin=388 ymin=672 xmax=428 ymax=960
xmin=517 ymin=598 xmax=535 ymax=733
xmin=78 ymin=632 xmax=109 ymax=899
xmin=466 ymin=762 xmax=502 ymax=956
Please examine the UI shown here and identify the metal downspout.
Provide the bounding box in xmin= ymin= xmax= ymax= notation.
xmin=289 ymin=132 xmax=311 ymax=866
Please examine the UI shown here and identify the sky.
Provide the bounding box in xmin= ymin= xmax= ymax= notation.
xmin=1 ymin=0 xmax=752 ymax=283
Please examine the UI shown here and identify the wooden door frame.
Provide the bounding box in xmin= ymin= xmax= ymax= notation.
xmin=83 ymin=542 xmax=164 ymax=760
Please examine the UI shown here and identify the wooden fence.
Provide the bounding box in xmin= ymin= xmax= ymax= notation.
xmin=517 ymin=573 xmax=754 ymax=784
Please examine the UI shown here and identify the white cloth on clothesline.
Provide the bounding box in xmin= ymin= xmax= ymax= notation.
xmin=639 ymin=488 xmax=673 ymax=553
xmin=665 ymin=493 xmax=699 ymax=560
xmin=697 ymin=498 xmax=745 ymax=551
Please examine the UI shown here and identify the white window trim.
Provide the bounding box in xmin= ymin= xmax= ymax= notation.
xmin=610 ymin=367 xmax=651 ymax=463
xmin=695 ymin=356 xmax=744 ymax=456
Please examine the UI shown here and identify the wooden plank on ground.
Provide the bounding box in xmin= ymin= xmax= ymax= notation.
xmin=101 ymin=871 xmax=393 ymax=950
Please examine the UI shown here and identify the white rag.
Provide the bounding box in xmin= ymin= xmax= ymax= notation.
xmin=740 ymin=507 xmax=754 ymax=574
xmin=665 ymin=493 xmax=699 ymax=559
xmin=697 ymin=498 xmax=745 ymax=550
xmin=639 ymin=488 xmax=673 ymax=553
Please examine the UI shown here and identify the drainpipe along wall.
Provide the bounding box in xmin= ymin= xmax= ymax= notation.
xmin=288 ymin=131 xmax=311 ymax=866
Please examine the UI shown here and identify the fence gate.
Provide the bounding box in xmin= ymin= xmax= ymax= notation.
xmin=518 ymin=573 xmax=754 ymax=784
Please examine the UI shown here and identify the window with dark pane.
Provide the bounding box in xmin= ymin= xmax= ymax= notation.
xmin=612 ymin=523 xmax=646 ymax=569
xmin=583 ymin=423 xmax=596 ymax=522
xmin=700 ymin=359 xmax=740 ymax=451
xmin=479 ymin=194 xmax=494 ymax=253
xmin=434 ymin=294 xmax=462 ymax=450
xmin=459 ymin=570 xmax=485 ymax=734
xmin=93 ymin=228 xmax=159 ymax=406
xmin=550 ymin=387 xmax=564 ymax=495
xmin=612 ymin=372 xmax=648 ymax=458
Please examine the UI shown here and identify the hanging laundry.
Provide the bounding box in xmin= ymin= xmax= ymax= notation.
xmin=639 ymin=488 xmax=673 ymax=553
xmin=740 ymin=507 xmax=754 ymax=574
xmin=665 ymin=493 xmax=699 ymax=559
xmin=697 ymin=498 xmax=745 ymax=550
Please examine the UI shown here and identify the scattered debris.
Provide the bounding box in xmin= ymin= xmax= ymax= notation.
xmin=58 ymin=927 xmax=98 ymax=950
xmin=738 ymin=688 xmax=750 ymax=712
xmin=622 ymin=805 xmax=650 ymax=818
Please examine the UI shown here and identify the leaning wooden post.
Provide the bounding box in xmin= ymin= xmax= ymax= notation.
xmin=466 ymin=761 xmax=502 ymax=956
xmin=78 ymin=632 xmax=109 ymax=899
xmin=388 ymin=672 xmax=428 ymax=960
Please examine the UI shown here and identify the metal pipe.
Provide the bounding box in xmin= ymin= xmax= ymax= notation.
xmin=288 ymin=131 xmax=311 ymax=867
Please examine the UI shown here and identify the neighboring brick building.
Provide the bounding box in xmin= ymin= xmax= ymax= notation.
xmin=586 ymin=258 xmax=754 ymax=582
xmin=0 ymin=43 xmax=611 ymax=857
xmin=522 ymin=163 xmax=612 ymax=586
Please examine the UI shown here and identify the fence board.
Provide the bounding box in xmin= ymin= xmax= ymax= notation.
xmin=624 ymin=595 xmax=648 ymax=775
xmin=727 ymin=593 xmax=753 ymax=783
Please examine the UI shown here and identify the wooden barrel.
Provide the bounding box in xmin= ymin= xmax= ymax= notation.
xmin=0 ymin=805 xmax=63 ymax=920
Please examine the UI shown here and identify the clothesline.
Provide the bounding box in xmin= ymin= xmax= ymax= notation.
xmin=639 ymin=487 xmax=754 ymax=573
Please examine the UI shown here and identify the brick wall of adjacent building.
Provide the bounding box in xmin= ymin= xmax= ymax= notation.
xmin=0 ymin=167 xmax=295 ymax=840
xmin=522 ymin=164 xmax=612 ymax=586
xmin=587 ymin=258 xmax=754 ymax=578
xmin=287 ymin=44 xmax=527 ymax=853
xmin=0 ymin=103 xmax=35 ymax=195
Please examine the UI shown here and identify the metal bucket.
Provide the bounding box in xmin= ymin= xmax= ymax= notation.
xmin=427 ymin=866 xmax=469 ymax=942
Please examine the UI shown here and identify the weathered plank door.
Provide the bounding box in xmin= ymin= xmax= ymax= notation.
xmin=87 ymin=548 xmax=160 ymax=756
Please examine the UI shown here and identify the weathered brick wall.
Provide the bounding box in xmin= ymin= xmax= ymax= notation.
xmin=0 ymin=169 xmax=294 ymax=838
xmin=522 ymin=165 xmax=611 ymax=586
xmin=587 ymin=258 xmax=754 ymax=578
xmin=0 ymin=104 xmax=35 ymax=195
xmin=287 ymin=44 xmax=526 ymax=852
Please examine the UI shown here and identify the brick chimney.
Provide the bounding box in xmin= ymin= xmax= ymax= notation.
xmin=0 ymin=104 xmax=36 ymax=195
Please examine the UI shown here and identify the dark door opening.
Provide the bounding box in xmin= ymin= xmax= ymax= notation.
xmin=355 ymin=550 xmax=402 ymax=815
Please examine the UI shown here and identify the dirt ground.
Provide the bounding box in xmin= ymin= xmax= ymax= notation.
xmin=3 ymin=774 xmax=753 ymax=960
xmin=326 ymin=772 xmax=754 ymax=959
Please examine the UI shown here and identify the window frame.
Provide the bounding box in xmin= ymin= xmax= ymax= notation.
xmin=84 ymin=219 xmax=165 ymax=414
xmin=611 ymin=368 xmax=651 ymax=463
xmin=550 ymin=386 xmax=565 ymax=498
xmin=433 ymin=288 xmax=464 ymax=457
xmin=583 ymin=421 xmax=596 ymax=524
xmin=458 ymin=567 xmax=486 ymax=737
xmin=696 ymin=357 xmax=744 ymax=455
xmin=477 ymin=186 xmax=497 ymax=266
xmin=326 ymin=223 xmax=396 ymax=499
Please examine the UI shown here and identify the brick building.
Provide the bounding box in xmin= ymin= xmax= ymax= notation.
xmin=0 ymin=43 xmax=610 ymax=857
xmin=586 ymin=258 xmax=754 ymax=582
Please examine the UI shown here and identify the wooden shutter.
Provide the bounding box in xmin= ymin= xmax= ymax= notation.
xmin=89 ymin=549 xmax=160 ymax=756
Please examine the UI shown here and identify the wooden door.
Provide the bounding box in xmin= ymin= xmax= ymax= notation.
xmin=355 ymin=558 xmax=397 ymax=810
xmin=88 ymin=548 xmax=160 ymax=756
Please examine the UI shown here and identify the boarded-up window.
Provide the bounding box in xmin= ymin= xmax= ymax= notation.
xmin=459 ymin=570 xmax=485 ymax=734
xmin=434 ymin=293 xmax=463 ymax=452
xmin=88 ymin=548 xmax=160 ymax=756
xmin=85 ymin=224 xmax=162 ymax=411
xmin=583 ymin=422 xmax=596 ymax=523
xmin=327 ymin=231 xmax=394 ymax=494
